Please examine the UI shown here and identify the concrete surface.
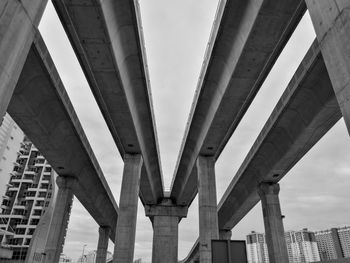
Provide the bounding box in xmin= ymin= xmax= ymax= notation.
xmin=52 ymin=0 xmax=163 ymax=205
xmin=7 ymin=32 xmax=119 ymax=240
xmin=170 ymin=0 xmax=307 ymax=206
xmin=0 ymin=0 xmax=47 ymax=119
xmin=114 ymin=154 xmax=143 ymax=263
xmin=181 ymin=40 xmax=341 ymax=262
xmin=258 ymin=183 xmax=288 ymax=263
xmin=43 ymin=176 xmax=75 ymax=263
xmin=197 ymin=156 xmax=219 ymax=263
xmin=306 ymin=1 xmax=350 ymax=135
xmin=96 ymin=226 xmax=111 ymax=263
xmin=145 ymin=199 xmax=188 ymax=263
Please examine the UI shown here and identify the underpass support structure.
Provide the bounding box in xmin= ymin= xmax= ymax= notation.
xmin=113 ymin=154 xmax=143 ymax=263
xmin=306 ymin=0 xmax=350 ymax=135
xmin=258 ymin=183 xmax=288 ymax=263
xmin=145 ymin=199 xmax=188 ymax=263
xmin=96 ymin=226 xmax=111 ymax=263
xmin=0 ymin=0 xmax=47 ymax=119
xmin=43 ymin=176 xmax=75 ymax=263
xmin=197 ymin=156 xmax=219 ymax=263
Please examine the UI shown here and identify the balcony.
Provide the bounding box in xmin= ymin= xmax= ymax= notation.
xmin=2 ymin=195 xmax=10 ymax=200
xmin=8 ymin=214 xmax=25 ymax=219
xmin=13 ymin=204 xmax=26 ymax=210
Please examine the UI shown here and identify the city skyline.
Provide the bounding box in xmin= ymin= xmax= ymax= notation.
xmin=27 ymin=1 xmax=350 ymax=262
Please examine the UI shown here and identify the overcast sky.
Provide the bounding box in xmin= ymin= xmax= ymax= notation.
xmin=38 ymin=1 xmax=350 ymax=262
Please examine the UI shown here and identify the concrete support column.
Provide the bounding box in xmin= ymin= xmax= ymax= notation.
xmin=258 ymin=182 xmax=288 ymax=263
xmin=306 ymin=1 xmax=350 ymax=134
xmin=196 ymin=156 xmax=219 ymax=263
xmin=0 ymin=0 xmax=48 ymax=119
xmin=44 ymin=176 xmax=76 ymax=263
xmin=219 ymin=230 xmax=232 ymax=240
xmin=96 ymin=226 xmax=111 ymax=263
xmin=113 ymin=154 xmax=143 ymax=263
xmin=145 ymin=198 xmax=188 ymax=263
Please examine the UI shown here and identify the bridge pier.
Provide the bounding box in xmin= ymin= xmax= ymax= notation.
xmin=197 ymin=156 xmax=219 ymax=263
xmin=258 ymin=182 xmax=288 ymax=263
xmin=0 ymin=0 xmax=47 ymax=119
xmin=145 ymin=198 xmax=188 ymax=263
xmin=306 ymin=0 xmax=350 ymax=134
xmin=113 ymin=154 xmax=143 ymax=263
xmin=43 ymin=176 xmax=75 ymax=263
xmin=96 ymin=226 xmax=110 ymax=263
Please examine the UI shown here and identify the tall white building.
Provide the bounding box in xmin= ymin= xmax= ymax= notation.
xmin=246 ymin=229 xmax=320 ymax=263
xmin=0 ymin=137 xmax=56 ymax=261
xmin=0 ymin=113 xmax=24 ymax=197
xmin=315 ymin=226 xmax=350 ymax=260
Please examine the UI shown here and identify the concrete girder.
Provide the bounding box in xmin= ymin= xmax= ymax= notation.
xmin=170 ymin=0 xmax=307 ymax=206
xmin=7 ymin=32 xmax=119 ymax=241
xmin=180 ymin=40 xmax=341 ymax=262
xmin=52 ymin=0 xmax=163 ymax=205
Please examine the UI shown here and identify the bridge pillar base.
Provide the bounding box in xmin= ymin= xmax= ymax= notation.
xmin=113 ymin=154 xmax=143 ymax=263
xmin=145 ymin=199 xmax=188 ymax=263
xmin=258 ymin=182 xmax=288 ymax=263
xmin=306 ymin=0 xmax=350 ymax=134
xmin=43 ymin=176 xmax=76 ymax=263
xmin=96 ymin=226 xmax=111 ymax=263
xmin=197 ymin=156 xmax=219 ymax=263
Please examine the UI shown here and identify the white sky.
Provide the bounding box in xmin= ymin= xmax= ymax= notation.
xmin=38 ymin=1 xmax=350 ymax=262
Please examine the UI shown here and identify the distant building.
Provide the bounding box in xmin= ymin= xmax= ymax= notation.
xmin=315 ymin=226 xmax=350 ymax=260
xmin=246 ymin=231 xmax=269 ymax=263
xmin=134 ymin=258 xmax=142 ymax=263
xmin=0 ymin=137 xmax=56 ymax=261
xmin=77 ymin=250 xmax=113 ymax=263
xmin=59 ymin=253 xmax=73 ymax=262
xmin=0 ymin=113 xmax=24 ymax=197
xmin=246 ymin=229 xmax=320 ymax=263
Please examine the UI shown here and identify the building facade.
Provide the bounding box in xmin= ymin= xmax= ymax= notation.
xmin=246 ymin=229 xmax=320 ymax=263
xmin=0 ymin=113 xmax=24 ymax=198
xmin=0 ymin=137 xmax=56 ymax=261
xmin=315 ymin=226 xmax=350 ymax=260
xmin=78 ymin=250 xmax=113 ymax=263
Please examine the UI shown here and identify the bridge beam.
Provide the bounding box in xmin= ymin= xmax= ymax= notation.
xmin=258 ymin=183 xmax=288 ymax=263
xmin=145 ymin=199 xmax=188 ymax=263
xmin=113 ymin=154 xmax=143 ymax=263
xmin=306 ymin=0 xmax=350 ymax=135
xmin=43 ymin=176 xmax=75 ymax=263
xmin=0 ymin=0 xmax=47 ymax=119
xmin=96 ymin=226 xmax=111 ymax=263
xmin=197 ymin=156 xmax=219 ymax=263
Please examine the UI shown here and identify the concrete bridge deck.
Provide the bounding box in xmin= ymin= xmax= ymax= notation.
xmin=180 ymin=39 xmax=342 ymax=262
xmin=170 ymin=0 xmax=307 ymax=206
xmin=7 ymin=32 xmax=119 ymax=240
xmin=52 ymin=0 xmax=164 ymax=205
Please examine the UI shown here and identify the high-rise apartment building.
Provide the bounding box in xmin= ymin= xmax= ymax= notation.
xmin=246 ymin=231 xmax=269 ymax=263
xmin=315 ymin=226 xmax=350 ymax=260
xmin=0 ymin=113 xmax=24 ymax=197
xmin=246 ymin=229 xmax=320 ymax=263
xmin=0 ymin=137 xmax=56 ymax=261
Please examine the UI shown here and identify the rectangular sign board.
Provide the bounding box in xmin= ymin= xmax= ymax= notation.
xmin=212 ymin=240 xmax=247 ymax=263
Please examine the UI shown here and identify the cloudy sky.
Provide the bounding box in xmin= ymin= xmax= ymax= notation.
xmin=37 ymin=1 xmax=350 ymax=262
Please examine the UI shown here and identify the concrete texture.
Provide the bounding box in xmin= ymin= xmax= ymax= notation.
xmin=0 ymin=0 xmax=47 ymax=119
xmin=258 ymin=183 xmax=288 ymax=263
xmin=25 ymin=172 xmax=58 ymax=263
xmin=8 ymin=32 xmax=119 ymax=240
xmin=52 ymin=0 xmax=163 ymax=205
xmin=306 ymin=1 xmax=350 ymax=135
xmin=43 ymin=176 xmax=75 ymax=263
xmin=114 ymin=154 xmax=143 ymax=263
xmin=145 ymin=199 xmax=188 ymax=263
xmin=217 ymin=40 xmax=341 ymax=231
xmin=197 ymin=156 xmax=219 ymax=263
xmin=171 ymin=0 xmax=307 ymax=206
xmin=96 ymin=226 xmax=111 ymax=263
xmin=182 ymin=40 xmax=341 ymax=262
